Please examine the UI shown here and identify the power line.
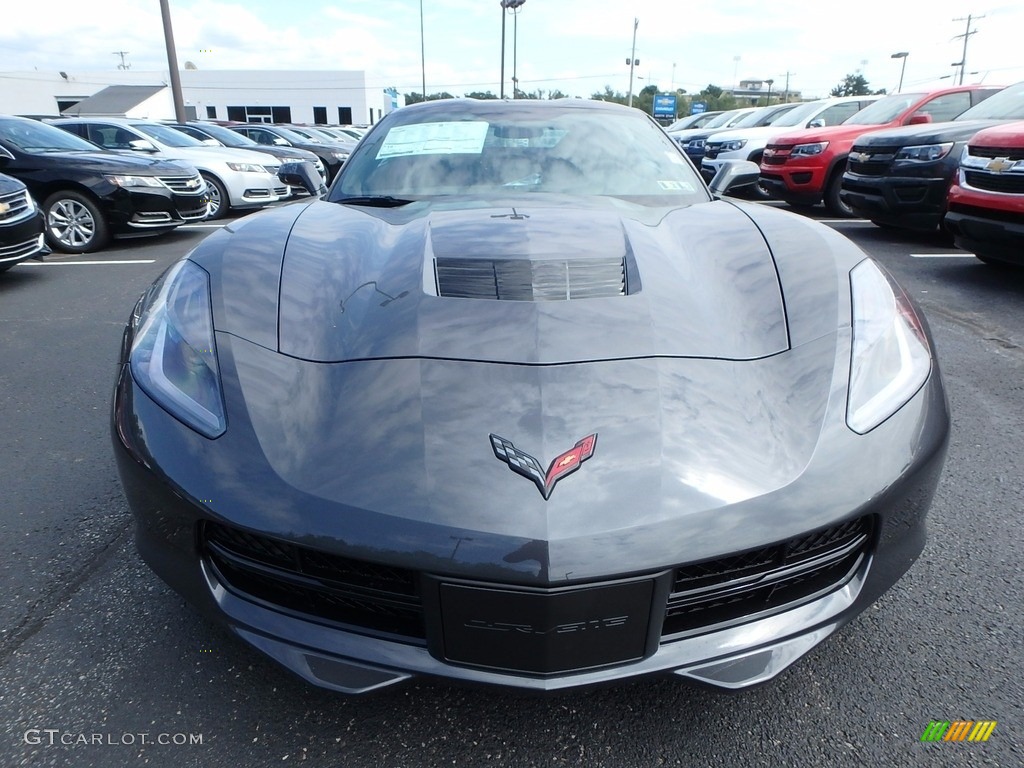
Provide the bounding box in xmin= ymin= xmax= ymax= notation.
xmin=952 ymin=14 xmax=983 ymax=86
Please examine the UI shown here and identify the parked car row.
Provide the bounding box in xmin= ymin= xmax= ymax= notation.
xmin=0 ymin=114 xmax=356 ymax=254
xmin=0 ymin=171 xmax=47 ymax=270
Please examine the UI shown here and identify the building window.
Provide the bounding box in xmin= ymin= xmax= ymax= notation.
xmin=313 ymin=106 xmax=327 ymax=124
xmin=185 ymin=105 xmax=198 ymax=120
xmin=56 ymin=98 xmax=84 ymax=114
xmin=226 ymin=106 xmax=292 ymax=124
xmin=206 ymin=106 xmax=217 ymax=119
xmin=338 ymin=107 xmax=353 ymax=125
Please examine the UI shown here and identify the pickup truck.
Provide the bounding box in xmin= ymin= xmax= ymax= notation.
xmin=944 ymin=120 xmax=1024 ymax=266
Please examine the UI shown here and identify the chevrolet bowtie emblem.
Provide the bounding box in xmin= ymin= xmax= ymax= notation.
xmin=851 ymin=152 xmax=870 ymax=163
xmin=0 ymin=201 xmax=9 ymax=214
xmin=986 ymin=157 xmax=1014 ymax=173
xmin=490 ymin=434 xmax=597 ymax=500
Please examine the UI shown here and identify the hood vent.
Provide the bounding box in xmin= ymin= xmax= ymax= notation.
xmin=435 ymin=257 xmax=626 ymax=301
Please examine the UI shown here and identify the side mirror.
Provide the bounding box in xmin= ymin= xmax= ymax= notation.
xmin=272 ymin=137 xmax=290 ymax=146
xmin=708 ymin=159 xmax=761 ymax=197
xmin=907 ymin=113 xmax=933 ymax=125
xmin=128 ymin=139 xmax=158 ymax=152
xmin=807 ymin=118 xmax=826 ymax=129
xmin=278 ymin=160 xmax=327 ymax=197
xmin=200 ymin=138 xmax=222 ymax=147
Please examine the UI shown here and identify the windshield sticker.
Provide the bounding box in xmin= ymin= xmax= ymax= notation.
xmin=664 ymin=151 xmax=686 ymax=166
xmin=657 ymin=180 xmax=695 ymax=192
xmin=377 ymin=121 xmax=489 ymax=158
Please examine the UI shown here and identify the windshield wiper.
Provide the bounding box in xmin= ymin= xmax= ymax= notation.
xmin=337 ymin=195 xmax=417 ymax=208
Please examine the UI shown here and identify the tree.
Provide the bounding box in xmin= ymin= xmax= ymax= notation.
xmin=403 ymin=91 xmax=455 ymax=105
xmin=830 ymin=74 xmax=872 ymax=96
xmin=464 ymin=91 xmax=499 ymax=100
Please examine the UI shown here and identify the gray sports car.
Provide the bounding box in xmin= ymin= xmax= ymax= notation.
xmin=112 ymin=98 xmax=949 ymax=695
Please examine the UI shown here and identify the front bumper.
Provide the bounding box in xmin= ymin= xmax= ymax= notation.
xmin=112 ymin=338 xmax=950 ymax=694
xmin=101 ymin=186 xmax=208 ymax=235
xmin=0 ymin=208 xmax=47 ymax=267
xmin=840 ymin=170 xmax=951 ymax=230
xmin=219 ymin=168 xmax=290 ymax=210
xmin=944 ymin=203 xmax=1024 ymax=264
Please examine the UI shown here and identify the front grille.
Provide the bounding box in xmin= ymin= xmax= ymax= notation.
xmin=847 ymin=149 xmax=894 ymax=176
xmin=435 ymin=256 xmax=627 ymax=301
xmin=662 ymin=516 xmax=872 ymax=637
xmin=964 ymin=170 xmax=1024 ymax=194
xmin=0 ymin=189 xmax=32 ymax=223
xmin=968 ymin=146 xmax=1024 ymax=161
xmin=202 ymin=522 xmax=425 ymax=640
xmin=158 ymin=173 xmax=205 ymax=194
xmin=177 ymin=202 xmax=209 ymax=221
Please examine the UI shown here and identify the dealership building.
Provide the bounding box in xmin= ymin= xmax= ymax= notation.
xmin=0 ymin=69 xmax=400 ymax=124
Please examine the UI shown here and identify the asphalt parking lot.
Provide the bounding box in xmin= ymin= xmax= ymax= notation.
xmin=1 ymin=202 xmax=1021 ymax=768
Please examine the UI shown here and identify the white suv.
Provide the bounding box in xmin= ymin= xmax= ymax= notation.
xmin=701 ymin=96 xmax=880 ymax=197
xmin=49 ymin=118 xmax=288 ymax=219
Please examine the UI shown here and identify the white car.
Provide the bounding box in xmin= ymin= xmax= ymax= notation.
xmin=700 ymin=96 xmax=881 ymax=197
xmin=49 ymin=118 xmax=288 ymax=219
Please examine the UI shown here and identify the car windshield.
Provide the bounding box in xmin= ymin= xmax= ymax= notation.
xmin=699 ymin=110 xmax=747 ymax=130
xmin=730 ymin=103 xmax=799 ymax=128
xmin=189 ymin=123 xmax=256 ymax=147
xmin=843 ymin=93 xmax=925 ymax=125
xmin=954 ymin=82 xmax=1024 ymax=120
xmin=0 ymin=117 xmax=99 ymax=152
xmin=132 ymin=122 xmax=204 ymax=147
xmin=332 ymin=101 xmax=708 ymax=205
xmin=271 ymin=126 xmax=317 ymax=144
xmin=767 ymin=100 xmax=829 ymax=127
xmin=284 ymin=127 xmax=326 ymax=143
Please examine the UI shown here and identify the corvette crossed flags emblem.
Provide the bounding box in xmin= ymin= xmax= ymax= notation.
xmin=490 ymin=434 xmax=597 ymax=499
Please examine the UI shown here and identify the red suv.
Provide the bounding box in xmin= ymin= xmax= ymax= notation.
xmin=760 ymin=86 xmax=1001 ymax=216
xmin=944 ymin=120 xmax=1024 ymax=266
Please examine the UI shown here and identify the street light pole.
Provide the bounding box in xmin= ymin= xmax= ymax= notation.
xmin=890 ymin=51 xmax=908 ymax=92
xmin=511 ymin=1 xmax=525 ymax=98
xmin=158 ymin=0 xmax=186 ymax=124
xmin=627 ymin=18 xmax=639 ymax=108
xmin=765 ymin=78 xmax=774 ymax=105
xmin=499 ymin=0 xmax=525 ymax=99
xmin=420 ymin=0 xmax=426 ymax=101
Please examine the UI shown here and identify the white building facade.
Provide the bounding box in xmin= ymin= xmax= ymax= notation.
xmin=1 ymin=69 xmax=400 ymax=125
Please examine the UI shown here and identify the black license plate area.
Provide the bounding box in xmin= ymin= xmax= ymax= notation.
xmin=439 ymin=579 xmax=653 ymax=675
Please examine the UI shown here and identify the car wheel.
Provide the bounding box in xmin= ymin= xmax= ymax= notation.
xmin=43 ymin=191 xmax=110 ymax=254
xmin=824 ymin=170 xmax=856 ymax=218
xmin=201 ymin=173 xmax=229 ymax=220
xmin=743 ymin=155 xmax=775 ymax=200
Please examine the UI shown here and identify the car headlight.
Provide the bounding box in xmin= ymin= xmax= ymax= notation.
xmin=226 ymin=162 xmax=268 ymax=173
xmin=330 ymin=151 xmax=350 ymax=161
xmin=847 ymin=259 xmax=931 ymax=434
xmin=130 ymin=259 xmax=226 ymax=439
xmin=104 ymin=174 xmax=164 ymax=188
xmin=720 ymin=139 xmax=747 ymax=152
xmin=792 ymin=142 xmax=828 ymax=157
xmin=895 ymin=142 xmax=954 ymax=162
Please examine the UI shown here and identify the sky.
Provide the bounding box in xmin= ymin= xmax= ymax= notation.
xmin=1 ymin=0 xmax=1023 ymax=102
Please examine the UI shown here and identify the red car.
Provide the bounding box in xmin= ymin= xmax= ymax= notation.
xmin=944 ymin=120 xmax=1024 ymax=266
xmin=760 ymin=86 xmax=1001 ymax=216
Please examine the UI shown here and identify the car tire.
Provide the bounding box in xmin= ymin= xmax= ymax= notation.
xmin=201 ymin=173 xmax=229 ymax=220
xmin=42 ymin=190 xmax=110 ymax=254
xmin=824 ymin=169 xmax=856 ymax=218
xmin=744 ymin=154 xmax=775 ymax=200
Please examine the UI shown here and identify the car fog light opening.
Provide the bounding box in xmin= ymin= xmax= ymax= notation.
xmin=130 ymin=259 xmax=226 ymax=438
xmin=847 ymin=259 xmax=931 ymax=434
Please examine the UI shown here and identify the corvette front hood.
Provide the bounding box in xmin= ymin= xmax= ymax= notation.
xmin=276 ymin=200 xmax=788 ymax=363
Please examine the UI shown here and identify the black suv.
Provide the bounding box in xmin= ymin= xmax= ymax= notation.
xmin=0 ymin=115 xmax=208 ymax=253
xmin=841 ymin=82 xmax=1024 ymax=232
xmin=0 ymin=172 xmax=47 ymax=270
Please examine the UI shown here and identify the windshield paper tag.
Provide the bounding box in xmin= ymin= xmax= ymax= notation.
xmin=377 ymin=122 xmax=489 ymax=158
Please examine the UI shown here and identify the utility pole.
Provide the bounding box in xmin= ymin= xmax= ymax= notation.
xmin=158 ymin=0 xmax=187 ymax=123
xmin=780 ymin=71 xmax=795 ymax=102
xmin=952 ymin=14 xmax=983 ymax=86
xmin=627 ymin=18 xmax=639 ymax=108
xmin=112 ymin=51 xmax=131 ymax=70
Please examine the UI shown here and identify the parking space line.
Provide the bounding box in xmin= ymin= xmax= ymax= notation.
xmin=19 ymin=259 xmax=156 ymax=266
xmin=913 ymin=257 xmax=974 ymax=264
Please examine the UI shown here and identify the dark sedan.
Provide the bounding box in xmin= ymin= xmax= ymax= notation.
xmin=0 ymin=115 xmax=207 ymax=253
xmin=0 ymin=171 xmax=47 ymax=270
xmin=841 ymin=81 xmax=1024 ymax=231
xmin=113 ymin=98 xmax=949 ymax=696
